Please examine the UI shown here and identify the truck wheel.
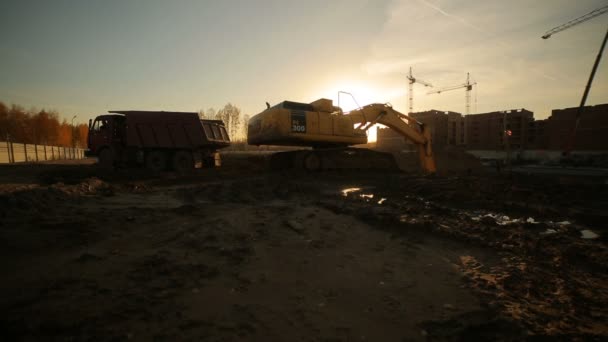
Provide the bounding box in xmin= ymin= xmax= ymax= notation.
xmin=172 ymin=151 xmax=194 ymax=173
xmin=98 ymin=148 xmax=114 ymax=169
xmin=146 ymin=150 xmax=167 ymax=172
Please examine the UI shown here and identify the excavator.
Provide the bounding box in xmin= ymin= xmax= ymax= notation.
xmin=247 ymin=98 xmax=436 ymax=173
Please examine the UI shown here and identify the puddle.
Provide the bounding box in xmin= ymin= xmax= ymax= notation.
xmin=540 ymin=229 xmax=558 ymax=235
xmin=581 ymin=230 xmax=599 ymax=239
xmin=469 ymin=213 xmax=521 ymax=226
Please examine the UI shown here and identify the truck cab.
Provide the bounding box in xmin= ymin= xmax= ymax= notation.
xmin=87 ymin=114 xmax=125 ymax=158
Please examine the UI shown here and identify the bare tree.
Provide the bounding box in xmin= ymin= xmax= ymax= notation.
xmin=199 ymin=107 xmax=217 ymax=120
xmin=215 ymin=103 xmax=242 ymax=140
xmin=241 ymin=114 xmax=250 ymax=141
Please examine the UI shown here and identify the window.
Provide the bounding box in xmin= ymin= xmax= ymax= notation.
xmin=92 ymin=119 xmax=110 ymax=132
xmin=203 ymin=123 xmax=213 ymax=138
xmin=211 ymin=126 xmax=221 ymax=139
xmin=220 ymin=127 xmax=229 ymax=141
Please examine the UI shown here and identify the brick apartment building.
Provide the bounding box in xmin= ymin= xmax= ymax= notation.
xmin=447 ymin=112 xmax=466 ymax=146
xmin=376 ymin=109 xmax=465 ymax=150
xmin=465 ymin=109 xmax=534 ymax=150
xmin=527 ymin=119 xmax=548 ymax=149
xmin=409 ymin=110 xmax=465 ymax=147
xmin=545 ymin=103 xmax=608 ymax=151
xmin=375 ymin=104 xmax=607 ymax=152
xmin=376 ymin=126 xmax=411 ymax=151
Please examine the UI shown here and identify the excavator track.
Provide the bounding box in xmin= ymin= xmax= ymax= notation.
xmin=269 ymin=148 xmax=399 ymax=171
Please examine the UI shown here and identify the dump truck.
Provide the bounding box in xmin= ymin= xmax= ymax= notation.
xmin=247 ymin=98 xmax=436 ymax=173
xmin=86 ymin=111 xmax=230 ymax=171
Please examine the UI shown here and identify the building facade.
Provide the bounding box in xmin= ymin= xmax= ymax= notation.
xmin=374 ymin=103 xmax=608 ymax=152
xmin=464 ymin=109 xmax=533 ymax=150
xmin=409 ymin=110 xmax=465 ymax=148
xmin=546 ymin=104 xmax=608 ymax=151
xmin=376 ymin=126 xmax=411 ymax=151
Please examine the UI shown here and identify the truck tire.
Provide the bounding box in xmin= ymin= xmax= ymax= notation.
xmin=146 ymin=150 xmax=167 ymax=172
xmin=172 ymin=151 xmax=194 ymax=173
xmin=98 ymin=148 xmax=114 ymax=169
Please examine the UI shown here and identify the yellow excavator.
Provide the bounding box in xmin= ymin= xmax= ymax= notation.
xmin=247 ymin=98 xmax=436 ymax=173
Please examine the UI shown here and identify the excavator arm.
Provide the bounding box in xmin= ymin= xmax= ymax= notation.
xmin=347 ymin=103 xmax=436 ymax=173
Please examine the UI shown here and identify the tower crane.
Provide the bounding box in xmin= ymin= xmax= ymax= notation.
xmin=542 ymin=4 xmax=608 ymax=39
xmin=542 ymin=4 xmax=608 ymax=154
xmin=427 ymin=73 xmax=476 ymax=115
xmin=406 ymin=67 xmax=432 ymax=114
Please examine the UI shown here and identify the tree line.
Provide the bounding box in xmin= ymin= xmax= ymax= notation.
xmin=0 ymin=101 xmax=88 ymax=148
xmin=0 ymin=100 xmax=253 ymax=148
xmin=199 ymin=103 xmax=250 ymax=142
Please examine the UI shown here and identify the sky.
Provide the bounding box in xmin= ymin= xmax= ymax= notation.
xmin=1 ymin=0 xmax=607 ymax=126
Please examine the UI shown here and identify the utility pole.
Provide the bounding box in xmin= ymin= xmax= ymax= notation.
xmin=71 ymin=115 xmax=77 ymax=159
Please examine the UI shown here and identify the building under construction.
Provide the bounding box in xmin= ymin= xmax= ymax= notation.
xmin=376 ymin=103 xmax=608 ymax=152
xmin=465 ymin=109 xmax=534 ymax=151
xmin=544 ymin=103 xmax=608 ymax=151
xmin=376 ymin=109 xmax=464 ymax=151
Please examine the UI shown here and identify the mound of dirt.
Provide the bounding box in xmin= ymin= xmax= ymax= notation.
xmin=434 ymin=146 xmax=486 ymax=176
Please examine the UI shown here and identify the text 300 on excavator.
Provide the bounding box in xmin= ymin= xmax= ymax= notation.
xmin=247 ymin=98 xmax=436 ymax=173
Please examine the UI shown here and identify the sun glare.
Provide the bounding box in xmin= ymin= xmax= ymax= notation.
xmin=316 ymin=81 xmax=384 ymax=112
xmin=311 ymin=80 xmax=408 ymax=144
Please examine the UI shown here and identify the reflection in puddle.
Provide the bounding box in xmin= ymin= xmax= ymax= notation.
xmin=581 ymin=230 xmax=599 ymax=239
xmin=465 ymin=210 xmax=597 ymax=240
xmin=341 ymin=187 xmax=375 ymax=200
xmin=341 ymin=187 xmax=362 ymax=196
xmin=378 ymin=198 xmax=387 ymax=205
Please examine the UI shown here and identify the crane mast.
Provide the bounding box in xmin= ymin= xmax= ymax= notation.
xmin=406 ymin=67 xmax=432 ymax=114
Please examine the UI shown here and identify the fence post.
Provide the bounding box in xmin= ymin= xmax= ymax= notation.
xmin=34 ymin=144 xmax=39 ymax=162
xmin=24 ymin=143 xmax=28 ymax=162
xmin=10 ymin=140 xmax=15 ymax=163
xmin=43 ymin=145 xmax=47 ymax=161
xmin=5 ymin=139 xmax=11 ymax=163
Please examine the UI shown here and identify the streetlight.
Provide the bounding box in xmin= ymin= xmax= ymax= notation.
xmin=71 ymin=115 xmax=77 ymax=149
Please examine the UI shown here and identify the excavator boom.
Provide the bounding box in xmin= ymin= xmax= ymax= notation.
xmin=348 ymin=104 xmax=436 ymax=173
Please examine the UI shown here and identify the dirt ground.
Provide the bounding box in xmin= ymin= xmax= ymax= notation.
xmin=0 ymin=152 xmax=606 ymax=341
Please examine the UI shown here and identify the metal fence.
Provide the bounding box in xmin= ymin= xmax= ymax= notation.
xmin=0 ymin=140 xmax=87 ymax=164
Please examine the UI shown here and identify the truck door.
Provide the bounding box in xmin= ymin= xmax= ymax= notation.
xmin=89 ymin=117 xmax=112 ymax=153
